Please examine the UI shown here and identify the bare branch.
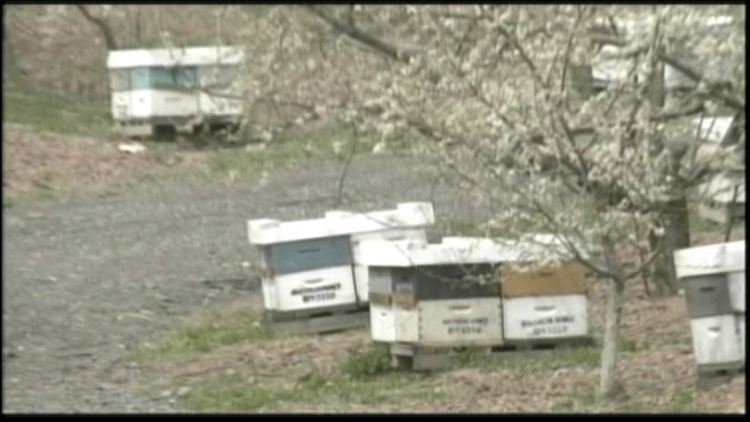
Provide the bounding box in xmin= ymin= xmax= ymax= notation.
xmin=518 ymin=191 xmax=617 ymax=280
xmin=303 ymin=5 xmax=413 ymax=63
xmin=494 ymin=23 xmax=543 ymax=86
xmin=75 ymin=5 xmax=119 ymax=50
xmin=657 ymin=52 xmax=745 ymax=110
xmin=588 ymin=33 xmax=627 ymax=47
xmin=722 ymin=185 xmax=741 ymax=242
xmin=336 ymin=120 xmax=360 ymax=206
xmin=650 ymin=95 xmax=704 ymax=122
xmin=623 ymin=248 xmax=663 ymax=281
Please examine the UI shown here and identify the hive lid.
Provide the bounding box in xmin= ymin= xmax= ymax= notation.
xmin=107 ymin=46 xmax=245 ymax=68
xmin=356 ymin=235 xmax=579 ymax=267
xmin=673 ymin=241 xmax=746 ymax=278
xmin=247 ymin=202 xmax=434 ymax=245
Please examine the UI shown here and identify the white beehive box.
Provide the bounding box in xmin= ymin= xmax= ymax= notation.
xmin=358 ymin=236 xmax=576 ymax=347
xmin=689 ymin=315 xmax=744 ymax=366
xmin=674 ymin=241 xmax=746 ymax=367
xmin=247 ymin=202 xmax=434 ymax=313
xmin=263 ymin=266 xmax=358 ymax=312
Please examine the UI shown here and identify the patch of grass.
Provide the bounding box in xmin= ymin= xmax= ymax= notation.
xmin=449 ymin=345 xmax=601 ymax=374
xmin=620 ymin=338 xmax=650 ymax=353
xmin=182 ymin=380 xmax=294 ymax=412
xmin=448 ymin=346 xmax=492 ymax=367
xmin=666 ymin=388 xmax=698 ymax=413
xmin=551 ymin=384 xmax=598 ymax=412
xmin=178 ymin=340 xmax=443 ymax=412
xmin=206 ymin=122 xmax=378 ymax=179
xmin=181 ymin=369 xmax=441 ymax=412
xmin=133 ymin=307 xmax=275 ymax=364
xmin=3 ymin=83 xmax=113 ymax=138
xmin=338 ymin=343 xmax=393 ymax=380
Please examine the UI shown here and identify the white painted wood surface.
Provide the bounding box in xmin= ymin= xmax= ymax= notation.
xmin=351 ymin=228 xmax=426 ymax=302
xmin=198 ymin=91 xmax=243 ymax=116
xmin=267 ymin=266 xmax=357 ymax=312
xmin=370 ymin=299 xmax=503 ymax=345
xmin=673 ymin=241 xmax=745 ymax=279
xmin=418 ymin=298 xmax=503 ymax=346
xmin=370 ymin=303 xmax=397 ymax=342
xmin=370 ymin=303 xmax=420 ymax=343
xmin=261 ymin=278 xmax=276 ymax=310
xmin=728 ymin=271 xmax=745 ymax=312
xmin=738 ymin=315 xmax=745 ymax=358
xmin=113 ymin=89 xmax=242 ymax=121
xmin=689 ymin=315 xmax=743 ymax=365
xmin=247 ymin=202 xmax=434 ymax=245
xmin=108 ymin=46 xmax=244 ymax=68
xmin=503 ymin=294 xmax=589 ymax=340
xmin=357 ymin=233 xmax=593 ymax=268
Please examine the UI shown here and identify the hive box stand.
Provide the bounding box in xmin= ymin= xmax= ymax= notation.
xmin=247 ymin=202 xmax=434 ymax=334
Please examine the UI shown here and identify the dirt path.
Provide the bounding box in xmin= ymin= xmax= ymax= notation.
xmin=2 ymin=150 xmax=484 ymax=413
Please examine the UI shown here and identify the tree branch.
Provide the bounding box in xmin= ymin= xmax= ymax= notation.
xmin=494 ymin=23 xmax=543 ymax=86
xmin=75 ymin=5 xmax=119 ymax=50
xmin=657 ymin=52 xmax=745 ymax=110
xmin=303 ymin=5 xmax=413 ymax=63
xmin=650 ymin=95 xmax=704 ymax=122
xmin=336 ymin=120 xmax=360 ymax=206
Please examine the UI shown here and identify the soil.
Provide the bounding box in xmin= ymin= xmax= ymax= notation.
xmin=2 ymin=125 xmax=744 ymax=413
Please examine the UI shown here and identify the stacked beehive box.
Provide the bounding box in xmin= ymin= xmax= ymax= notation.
xmin=674 ymin=241 xmax=745 ymax=377
xmin=357 ymin=237 xmax=515 ymax=348
xmin=246 ymin=202 xmax=434 ymax=334
xmin=357 ymin=235 xmax=591 ymax=369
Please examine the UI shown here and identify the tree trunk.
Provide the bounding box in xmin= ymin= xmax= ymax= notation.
xmin=648 ymin=195 xmax=690 ymax=296
xmin=600 ymin=276 xmax=626 ymax=399
xmin=133 ymin=5 xmax=143 ymax=46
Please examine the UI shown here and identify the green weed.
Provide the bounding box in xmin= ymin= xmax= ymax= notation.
xmin=134 ymin=307 xmax=275 ymax=363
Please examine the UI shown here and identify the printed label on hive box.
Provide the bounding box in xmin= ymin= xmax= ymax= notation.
xmin=291 ymin=283 xmax=341 ymax=303
xmin=520 ymin=315 xmax=575 ymax=336
xmin=443 ymin=317 xmax=489 ymax=335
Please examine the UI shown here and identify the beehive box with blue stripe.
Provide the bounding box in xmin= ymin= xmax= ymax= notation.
xmin=246 ymin=202 xmax=434 ymax=332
